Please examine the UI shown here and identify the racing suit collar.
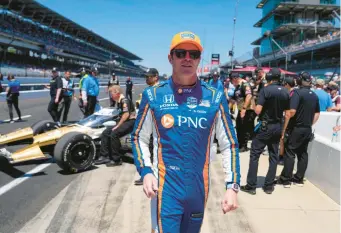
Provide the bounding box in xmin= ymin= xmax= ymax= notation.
xmin=169 ymin=76 xmax=199 ymax=95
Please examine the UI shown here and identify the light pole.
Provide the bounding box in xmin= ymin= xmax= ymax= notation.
xmin=264 ymin=30 xmax=288 ymax=70
xmin=229 ymin=0 xmax=240 ymax=71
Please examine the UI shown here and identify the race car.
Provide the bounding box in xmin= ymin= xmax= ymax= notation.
xmin=0 ymin=107 xmax=133 ymax=173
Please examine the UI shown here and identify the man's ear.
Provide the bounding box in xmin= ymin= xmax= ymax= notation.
xmin=168 ymin=54 xmax=173 ymax=64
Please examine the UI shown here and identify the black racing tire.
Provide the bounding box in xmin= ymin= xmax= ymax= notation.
xmin=54 ymin=132 xmax=96 ymax=173
xmin=31 ymin=120 xmax=59 ymax=136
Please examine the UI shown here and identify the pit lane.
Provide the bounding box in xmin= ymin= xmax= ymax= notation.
xmin=0 ymin=84 xmax=147 ymax=233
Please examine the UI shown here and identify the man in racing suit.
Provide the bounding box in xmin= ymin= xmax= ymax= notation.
xmin=134 ymin=68 xmax=160 ymax=185
xmin=131 ymin=31 xmax=240 ymax=233
xmin=95 ymin=85 xmax=136 ymax=166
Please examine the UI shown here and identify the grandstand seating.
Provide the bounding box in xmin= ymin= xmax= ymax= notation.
xmin=0 ymin=11 xmax=144 ymax=77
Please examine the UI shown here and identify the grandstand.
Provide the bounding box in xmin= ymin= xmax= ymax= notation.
xmin=223 ymin=0 xmax=340 ymax=78
xmin=0 ymin=0 xmax=145 ymax=78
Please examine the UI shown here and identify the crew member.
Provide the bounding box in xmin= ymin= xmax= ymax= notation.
xmin=251 ymin=67 xmax=267 ymax=109
xmin=95 ymin=85 xmax=136 ymax=166
xmin=283 ymin=76 xmax=295 ymax=95
xmin=132 ymin=31 xmax=240 ymax=233
xmin=82 ymin=67 xmax=100 ymax=117
xmin=277 ymin=72 xmax=320 ymax=187
xmin=6 ymin=74 xmax=21 ymax=123
xmin=46 ymin=68 xmax=63 ymax=123
xmin=77 ymin=67 xmax=89 ymax=114
xmin=107 ymin=72 xmax=119 ymax=107
xmin=241 ymin=68 xmax=290 ymax=195
xmin=0 ymin=73 xmax=3 ymax=94
xmin=209 ymin=71 xmax=224 ymax=91
xmin=60 ymin=70 xmax=75 ymax=123
xmin=134 ymin=68 xmax=159 ymax=186
xmin=125 ymin=77 xmax=133 ymax=100
xmin=231 ymin=72 xmax=254 ymax=152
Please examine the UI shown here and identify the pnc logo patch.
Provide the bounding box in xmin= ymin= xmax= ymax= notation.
xmin=161 ymin=114 xmax=174 ymax=128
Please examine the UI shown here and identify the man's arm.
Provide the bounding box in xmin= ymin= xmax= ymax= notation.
xmin=131 ymin=89 xmax=153 ymax=179
xmin=254 ymin=88 xmax=265 ymax=115
xmin=313 ymin=97 xmax=320 ymax=125
xmin=55 ymin=77 xmax=62 ymax=103
xmin=215 ymin=93 xmax=240 ymax=188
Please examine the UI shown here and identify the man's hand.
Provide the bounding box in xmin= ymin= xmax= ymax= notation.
xmin=143 ymin=173 xmax=158 ymax=198
xmin=112 ymin=125 xmax=119 ymax=131
xmin=55 ymin=98 xmax=59 ymax=104
xmin=240 ymin=109 xmax=246 ymax=118
xmin=83 ymin=101 xmax=87 ymax=107
xmin=221 ymin=189 xmax=238 ymax=214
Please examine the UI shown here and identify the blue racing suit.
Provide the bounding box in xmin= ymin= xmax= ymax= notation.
xmin=132 ymin=77 xmax=240 ymax=233
xmin=208 ymin=78 xmax=224 ymax=91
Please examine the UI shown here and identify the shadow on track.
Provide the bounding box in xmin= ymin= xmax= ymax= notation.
xmin=0 ymin=157 xmax=49 ymax=179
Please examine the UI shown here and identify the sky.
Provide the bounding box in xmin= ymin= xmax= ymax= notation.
xmin=37 ymin=0 xmax=262 ymax=75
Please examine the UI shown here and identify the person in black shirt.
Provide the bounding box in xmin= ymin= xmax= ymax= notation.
xmin=107 ymin=72 xmax=119 ymax=107
xmin=231 ymin=72 xmax=254 ymax=152
xmin=125 ymin=77 xmax=133 ymax=100
xmin=277 ymin=72 xmax=320 ymax=187
xmin=6 ymin=74 xmax=22 ymax=123
xmin=241 ymin=68 xmax=290 ymax=195
xmin=95 ymin=85 xmax=136 ymax=166
xmin=46 ymin=68 xmax=63 ymax=123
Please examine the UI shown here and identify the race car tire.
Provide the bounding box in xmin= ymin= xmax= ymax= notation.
xmin=54 ymin=132 xmax=96 ymax=173
xmin=31 ymin=120 xmax=59 ymax=136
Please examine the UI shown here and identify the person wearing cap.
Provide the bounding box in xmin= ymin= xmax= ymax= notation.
xmin=241 ymin=68 xmax=290 ymax=195
xmin=46 ymin=67 xmax=63 ymax=123
xmin=283 ymin=77 xmax=296 ymax=95
xmin=107 ymin=72 xmax=120 ymax=107
xmin=277 ymin=71 xmax=320 ymax=188
xmin=329 ymin=84 xmax=341 ymax=112
xmin=134 ymin=68 xmax=160 ymax=186
xmin=59 ymin=70 xmax=76 ymax=123
xmin=131 ymin=31 xmax=240 ymax=233
xmin=77 ymin=67 xmax=90 ymax=114
xmin=82 ymin=67 xmax=100 ymax=117
xmin=314 ymin=79 xmax=333 ymax=111
xmin=251 ymin=68 xmax=266 ymax=109
xmin=125 ymin=77 xmax=133 ymax=101
xmin=6 ymin=74 xmax=22 ymax=123
xmin=230 ymin=72 xmax=254 ymax=152
xmin=209 ymin=71 xmax=224 ymax=91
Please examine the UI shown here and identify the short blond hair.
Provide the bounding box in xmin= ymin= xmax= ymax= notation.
xmin=109 ymin=85 xmax=122 ymax=94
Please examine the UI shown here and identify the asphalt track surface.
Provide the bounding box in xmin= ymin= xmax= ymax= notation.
xmin=0 ymin=84 xmax=147 ymax=233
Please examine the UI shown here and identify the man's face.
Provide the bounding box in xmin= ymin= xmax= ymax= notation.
xmin=331 ymin=89 xmax=338 ymax=97
xmin=111 ymin=89 xmax=120 ymax=101
xmin=213 ymin=74 xmax=219 ymax=81
xmin=168 ymin=43 xmax=201 ymax=85
xmin=146 ymin=75 xmax=157 ymax=86
xmin=65 ymin=72 xmax=70 ymax=79
xmin=231 ymin=78 xmax=239 ymax=86
xmin=112 ymin=75 xmax=116 ymax=80
xmin=257 ymin=70 xmax=264 ymax=79
xmin=52 ymin=71 xmax=58 ymax=77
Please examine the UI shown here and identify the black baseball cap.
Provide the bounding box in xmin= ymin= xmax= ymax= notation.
xmin=52 ymin=67 xmax=58 ymax=73
xmin=112 ymin=72 xmax=116 ymax=76
xmin=230 ymin=72 xmax=241 ymax=79
xmin=284 ymin=77 xmax=295 ymax=87
xmin=145 ymin=68 xmax=159 ymax=77
xmin=266 ymin=68 xmax=281 ymax=80
xmin=300 ymin=72 xmax=312 ymax=82
xmin=255 ymin=67 xmax=263 ymax=73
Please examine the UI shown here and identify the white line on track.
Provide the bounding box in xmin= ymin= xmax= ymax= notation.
xmin=0 ymin=163 xmax=51 ymax=197
xmin=1 ymin=114 xmax=32 ymax=122
xmin=98 ymin=97 xmax=109 ymax=101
